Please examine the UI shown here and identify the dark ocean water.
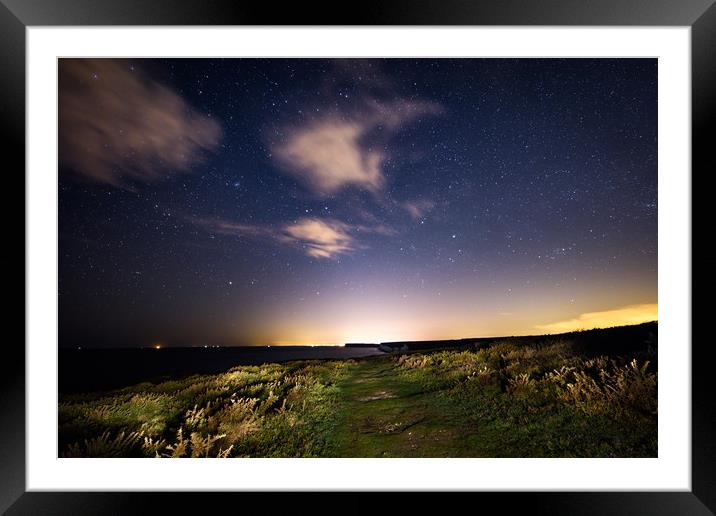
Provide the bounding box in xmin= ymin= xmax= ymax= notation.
xmin=59 ymin=346 xmax=383 ymax=394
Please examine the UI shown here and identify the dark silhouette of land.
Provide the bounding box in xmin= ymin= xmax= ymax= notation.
xmin=378 ymin=321 xmax=657 ymax=356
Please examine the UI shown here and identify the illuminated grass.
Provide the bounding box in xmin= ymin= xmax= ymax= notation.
xmin=59 ymin=326 xmax=657 ymax=457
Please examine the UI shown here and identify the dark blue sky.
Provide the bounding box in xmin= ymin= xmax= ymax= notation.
xmin=59 ymin=58 xmax=657 ymax=347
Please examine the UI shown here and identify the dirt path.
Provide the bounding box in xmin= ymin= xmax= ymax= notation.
xmin=332 ymin=358 xmax=471 ymax=457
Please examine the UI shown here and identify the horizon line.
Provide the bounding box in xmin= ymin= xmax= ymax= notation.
xmin=60 ymin=320 xmax=657 ymax=350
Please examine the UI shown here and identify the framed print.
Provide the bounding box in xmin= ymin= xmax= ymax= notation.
xmin=3 ymin=0 xmax=712 ymax=513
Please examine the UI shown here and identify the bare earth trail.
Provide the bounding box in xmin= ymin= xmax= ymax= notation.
xmin=331 ymin=358 xmax=480 ymax=457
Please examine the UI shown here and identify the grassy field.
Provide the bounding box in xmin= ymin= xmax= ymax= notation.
xmin=58 ymin=323 xmax=657 ymax=457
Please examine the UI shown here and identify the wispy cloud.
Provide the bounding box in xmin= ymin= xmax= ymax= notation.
xmin=59 ymin=59 xmax=222 ymax=187
xmin=271 ymin=99 xmax=442 ymax=196
xmin=192 ymin=216 xmax=396 ymax=260
xmin=535 ymin=303 xmax=658 ymax=333
xmin=192 ymin=218 xmax=273 ymax=238
xmin=354 ymin=223 xmax=399 ymax=237
xmin=402 ymin=199 xmax=435 ymax=219
xmin=281 ymin=218 xmax=355 ymax=259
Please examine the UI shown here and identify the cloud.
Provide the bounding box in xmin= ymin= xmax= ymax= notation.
xmin=272 ymin=99 xmax=442 ymax=196
xmin=192 ymin=216 xmax=385 ymax=260
xmin=535 ymin=303 xmax=658 ymax=333
xmin=192 ymin=218 xmax=273 ymax=238
xmin=274 ymin=119 xmax=384 ymax=195
xmin=354 ymin=223 xmax=398 ymax=237
xmin=280 ymin=218 xmax=355 ymax=259
xmin=59 ymin=59 xmax=222 ymax=187
xmin=402 ymin=199 xmax=435 ymax=219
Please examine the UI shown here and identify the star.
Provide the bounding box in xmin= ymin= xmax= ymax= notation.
xmin=57 ymin=57 xmax=657 ymax=348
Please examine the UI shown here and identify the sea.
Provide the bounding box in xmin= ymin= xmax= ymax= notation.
xmin=59 ymin=345 xmax=383 ymax=394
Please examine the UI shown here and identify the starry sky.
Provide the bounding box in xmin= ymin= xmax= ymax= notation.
xmin=58 ymin=58 xmax=658 ymax=348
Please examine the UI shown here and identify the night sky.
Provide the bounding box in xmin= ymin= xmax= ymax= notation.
xmin=58 ymin=58 xmax=657 ymax=348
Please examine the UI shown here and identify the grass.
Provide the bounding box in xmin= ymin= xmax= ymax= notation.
xmin=58 ymin=323 xmax=657 ymax=457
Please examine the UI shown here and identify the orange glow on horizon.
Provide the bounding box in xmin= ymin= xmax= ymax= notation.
xmin=534 ymin=303 xmax=658 ymax=334
xmin=224 ymin=261 xmax=657 ymax=347
xmin=249 ymin=303 xmax=658 ymax=346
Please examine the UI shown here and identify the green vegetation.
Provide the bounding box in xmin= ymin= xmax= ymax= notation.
xmin=59 ymin=325 xmax=657 ymax=457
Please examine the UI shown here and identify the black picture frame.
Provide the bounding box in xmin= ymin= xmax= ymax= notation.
xmin=3 ymin=1 xmax=711 ymax=513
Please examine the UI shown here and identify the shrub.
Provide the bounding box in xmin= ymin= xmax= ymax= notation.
xmin=62 ymin=430 xmax=142 ymax=458
xmin=507 ymin=372 xmax=537 ymax=396
xmin=553 ymin=359 xmax=657 ymax=416
xmin=397 ymin=354 xmax=432 ymax=369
